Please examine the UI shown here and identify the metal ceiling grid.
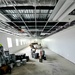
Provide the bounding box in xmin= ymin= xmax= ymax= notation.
xmin=0 ymin=0 xmax=71 ymax=38
xmin=10 ymin=0 xmax=32 ymax=36
xmin=0 ymin=8 xmax=54 ymax=35
xmin=2 ymin=0 xmax=32 ymax=37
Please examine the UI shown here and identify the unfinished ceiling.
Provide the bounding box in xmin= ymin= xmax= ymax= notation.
xmin=0 ymin=0 xmax=75 ymax=38
xmin=0 ymin=0 xmax=57 ymax=5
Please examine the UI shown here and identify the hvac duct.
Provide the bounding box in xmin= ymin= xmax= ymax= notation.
xmin=48 ymin=0 xmax=65 ymax=21
xmin=58 ymin=3 xmax=75 ymax=21
xmin=53 ymin=0 xmax=74 ymax=21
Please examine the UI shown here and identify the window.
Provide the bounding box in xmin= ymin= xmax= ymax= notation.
xmin=16 ymin=39 xmax=19 ymax=46
xmin=20 ymin=39 xmax=22 ymax=45
xmin=7 ymin=37 xmax=12 ymax=48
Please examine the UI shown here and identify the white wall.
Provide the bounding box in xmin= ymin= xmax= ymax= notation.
xmin=0 ymin=31 xmax=30 ymax=53
xmin=42 ymin=25 xmax=75 ymax=64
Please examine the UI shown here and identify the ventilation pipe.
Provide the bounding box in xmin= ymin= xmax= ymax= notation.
xmin=53 ymin=0 xmax=74 ymax=21
xmin=48 ymin=0 xmax=66 ymax=21
xmin=58 ymin=2 xmax=75 ymax=21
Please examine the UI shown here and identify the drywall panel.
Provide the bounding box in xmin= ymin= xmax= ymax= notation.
xmin=42 ymin=25 xmax=75 ymax=64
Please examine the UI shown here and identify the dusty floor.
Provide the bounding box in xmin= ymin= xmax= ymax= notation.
xmin=7 ymin=47 xmax=75 ymax=75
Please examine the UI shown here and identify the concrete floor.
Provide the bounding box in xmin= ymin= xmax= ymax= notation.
xmin=8 ymin=47 xmax=75 ymax=75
